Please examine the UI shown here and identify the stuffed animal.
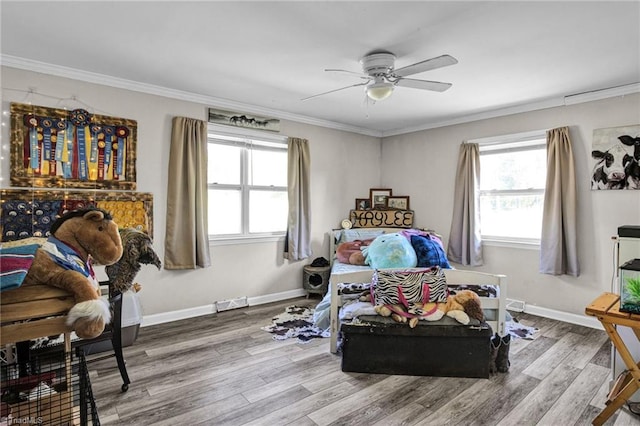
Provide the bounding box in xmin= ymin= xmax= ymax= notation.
xmin=105 ymin=227 xmax=161 ymax=293
xmin=20 ymin=208 xmax=123 ymax=338
xmin=336 ymin=239 xmax=373 ymax=265
xmin=362 ymin=233 xmax=417 ymax=269
xmin=375 ymin=290 xmax=484 ymax=328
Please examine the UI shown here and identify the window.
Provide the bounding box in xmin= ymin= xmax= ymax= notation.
xmin=477 ymin=130 xmax=547 ymax=244
xmin=207 ymin=127 xmax=288 ymax=240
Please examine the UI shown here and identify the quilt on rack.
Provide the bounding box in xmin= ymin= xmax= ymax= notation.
xmin=0 ymin=243 xmax=40 ymax=291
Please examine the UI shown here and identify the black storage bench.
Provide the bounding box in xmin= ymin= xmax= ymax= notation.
xmin=341 ymin=316 xmax=492 ymax=378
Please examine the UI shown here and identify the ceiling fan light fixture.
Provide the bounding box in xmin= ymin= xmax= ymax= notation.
xmin=366 ymin=81 xmax=394 ymax=101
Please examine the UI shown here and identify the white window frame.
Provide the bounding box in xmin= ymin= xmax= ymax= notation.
xmin=207 ymin=124 xmax=288 ymax=245
xmin=473 ymin=129 xmax=547 ymax=249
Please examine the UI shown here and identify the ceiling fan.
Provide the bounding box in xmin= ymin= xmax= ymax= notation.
xmin=302 ymin=50 xmax=458 ymax=102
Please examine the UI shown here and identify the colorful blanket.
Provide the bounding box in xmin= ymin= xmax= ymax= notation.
xmin=0 ymin=244 xmax=40 ymax=291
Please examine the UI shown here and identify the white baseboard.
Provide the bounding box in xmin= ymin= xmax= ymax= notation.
xmin=523 ymin=304 xmax=603 ymax=330
xmin=141 ymin=288 xmax=308 ymax=327
xmin=247 ymin=288 xmax=307 ymax=306
xmin=141 ymin=305 xmax=216 ymax=327
xmin=142 ymin=289 xmax=602 ymax=332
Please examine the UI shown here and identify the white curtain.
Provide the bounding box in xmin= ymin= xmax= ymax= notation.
xmin=540 ymin=127 xmax=579 ymax=276
xmin=164 ymin=117 xmax=211 ymax=269
xmin=447 ymin=143 xmax=483 ymax=266
xmin=284 ymin=137 xmax=312 ymax=261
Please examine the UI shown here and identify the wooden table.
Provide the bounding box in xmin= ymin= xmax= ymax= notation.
xmin=585 ymin=292 xmax=640 ymax=425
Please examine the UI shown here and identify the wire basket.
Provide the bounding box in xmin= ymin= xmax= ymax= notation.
xmin=1 ymin=348 xmax=99 ymax=425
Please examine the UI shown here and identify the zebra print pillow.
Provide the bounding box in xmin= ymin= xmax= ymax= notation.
xmin=371 ymin=267 xmax=448 ymax=307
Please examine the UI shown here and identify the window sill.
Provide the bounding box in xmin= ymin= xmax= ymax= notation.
xmin=481 ymin=237 xmax=540 ymax=250
xmin=209 ymin=235 xmax=285 ymax=246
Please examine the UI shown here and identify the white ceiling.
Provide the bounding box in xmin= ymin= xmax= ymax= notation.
xmin=2 ymin=1 xmax=639 ymax=136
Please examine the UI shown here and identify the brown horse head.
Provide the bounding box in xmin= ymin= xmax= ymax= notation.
xmin=50 ymin=207 xmax=123 ymax=265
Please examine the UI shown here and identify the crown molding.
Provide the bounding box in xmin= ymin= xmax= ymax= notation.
xmin=382 ymin=98 xmax=565 ymax=137
xmin=1 ymin=55 xmax=383 ymax=138
xmin=563 ymin=82 xmax=640 ymax=105
xmin=381 ymin=82 xmax=640 ymax=137
xmin=3 ymin=55 xmax=637 ymax=139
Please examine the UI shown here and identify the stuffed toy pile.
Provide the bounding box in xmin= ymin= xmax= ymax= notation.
xmin=373 ymin=289 xmax=485 ymax=328
xmin=336 ymin=230 xmax=451 ymax=270
xmin=335 ymin=229 xmax=479 ymax=328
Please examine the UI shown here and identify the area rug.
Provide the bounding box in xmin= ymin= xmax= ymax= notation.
xmin=262 ymin=305 xmax=330 ymax=343
xmin=506 ymin=320 xmax=538 ymax=339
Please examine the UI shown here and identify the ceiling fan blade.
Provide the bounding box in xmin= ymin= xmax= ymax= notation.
xmin=395 ymin=78 xmax=452 ymax=92
xmin=301 ymin=82 xmax=368 ymax=101
xmin=393 ymin=54 xmax=458 ymax=78
xmin=325 ymin=68 xmax=372 ymax=80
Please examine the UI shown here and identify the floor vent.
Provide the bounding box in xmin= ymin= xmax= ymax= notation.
xmin=506 ymin=298 xmax=526 ymax=312
xmin=216 ymin=297 xmax=248 ymax=312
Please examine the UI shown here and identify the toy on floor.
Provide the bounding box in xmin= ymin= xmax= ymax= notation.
xmin=20 ymin=207 xmax=123 ymax=338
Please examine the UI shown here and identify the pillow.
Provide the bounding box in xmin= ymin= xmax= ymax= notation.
xmin=336 ymin=239 xmax=374 ymax=264
xmin=363 ymin=233 xmax=417 ymax=269
xmin=411 ymin=234 xmax=452 ymax=269
xmin=336 ymin=229 xmax=385 ymax=244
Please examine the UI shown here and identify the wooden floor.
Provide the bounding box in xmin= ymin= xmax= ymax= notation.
xmin=88 ymin=297 xmax=640 ymax=425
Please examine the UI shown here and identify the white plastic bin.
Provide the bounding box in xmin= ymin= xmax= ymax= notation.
xmin=83 ymin=290 xmax=143 ymax=354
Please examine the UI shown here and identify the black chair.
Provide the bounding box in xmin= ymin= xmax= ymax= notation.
xmin=73 ymin=280 xmax=131 ymax=392
xmin=20 ymin=280 xmax=131 ymax=392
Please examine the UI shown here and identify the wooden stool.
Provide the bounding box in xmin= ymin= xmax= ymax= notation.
xmin=585 ymin=292 xmax=640 ymax=425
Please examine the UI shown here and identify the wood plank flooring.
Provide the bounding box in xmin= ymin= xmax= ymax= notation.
xmin=88 ymin=297 xmax=640 ymax=425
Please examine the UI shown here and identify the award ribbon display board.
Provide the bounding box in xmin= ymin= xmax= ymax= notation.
xmin=10 ymin=102 xmax=137 ymax=190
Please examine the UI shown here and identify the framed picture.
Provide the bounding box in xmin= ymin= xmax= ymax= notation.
xmin=370 ymin=188 xmax=392 ymax=209
xmin=208 ymin=107 xmax=280 ymax=132
xmin=591 ymin=124 xmax=640 ymax=190
xmin=355 ymin=198 xmax=371 ymax=210
xmin=387 ymin=196 xmax=410 ymax=210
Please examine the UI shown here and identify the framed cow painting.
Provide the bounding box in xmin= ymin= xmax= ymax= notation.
xmin=591 ymin=125 xmax=640 ymax=190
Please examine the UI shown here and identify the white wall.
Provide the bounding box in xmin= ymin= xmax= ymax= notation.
xmin=381 ymin=93 xmax=640 ymax=317
xmin=0 ymin=67 xmax=382 ymax=317
xmin=3 ymin=66 xmax=639 ymax=321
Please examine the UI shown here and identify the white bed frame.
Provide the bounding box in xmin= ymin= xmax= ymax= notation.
xmin=328 ymin=268 xmax=507 ymax=354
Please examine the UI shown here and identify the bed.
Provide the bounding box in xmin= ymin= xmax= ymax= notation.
xmin=324 ymin=228 xmax=508 ymax=354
